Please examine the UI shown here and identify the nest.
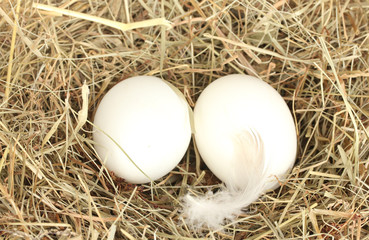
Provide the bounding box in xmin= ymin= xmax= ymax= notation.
xmin=0 ymin=0 xmax=368 ymax=239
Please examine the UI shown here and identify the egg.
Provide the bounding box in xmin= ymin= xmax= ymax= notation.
xmin=194 ymin=74 xmax=297 ymax=190
xmin=182 ymin=74 xmax=297 ymax=229
xmin=93 ymin=76 xmax=192 ymax=184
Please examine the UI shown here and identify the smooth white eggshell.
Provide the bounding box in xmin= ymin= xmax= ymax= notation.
xmin=194 ymin=74 xmax=297 ymax=191
xmin=93 ymin=76 xmax=192 ymax=184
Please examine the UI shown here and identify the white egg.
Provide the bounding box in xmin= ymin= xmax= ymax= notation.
xmin=93 ymin=76 xmax=192 ymax=184
xmin=182 ymin=74 xmax=297 ymax=229
xmin=194 ymin=74 xmax=297 ymax=190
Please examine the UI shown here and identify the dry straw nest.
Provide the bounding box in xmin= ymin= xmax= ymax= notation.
xmin=1 ymin=0 xmax=369 ymax=239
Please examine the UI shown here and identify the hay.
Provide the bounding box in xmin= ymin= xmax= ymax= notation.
xmin=0 ymin=0 xmax=368 ymax=239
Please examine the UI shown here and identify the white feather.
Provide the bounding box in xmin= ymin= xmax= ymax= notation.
xmin=182 ymin=128 xmax=267 ymax=229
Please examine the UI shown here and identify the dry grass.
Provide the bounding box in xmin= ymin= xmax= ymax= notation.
xmin=0 ymin=0 xmax=369 ymax=239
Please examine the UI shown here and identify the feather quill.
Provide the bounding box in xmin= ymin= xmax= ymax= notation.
xmin=182 ymin=128 xmax=267 ymax=229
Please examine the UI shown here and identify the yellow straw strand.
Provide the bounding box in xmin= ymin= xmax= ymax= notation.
xmin=32 ymin=3 xmax=172 ymax=31
xmin=4 ymin=0 xmax=21 ymax=102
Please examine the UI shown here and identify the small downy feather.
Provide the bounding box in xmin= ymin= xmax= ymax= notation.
xmin=182 ymin=128 xmax=267 ymax=229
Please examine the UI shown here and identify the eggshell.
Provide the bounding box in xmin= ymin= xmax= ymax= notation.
xmin=194 ymin=74 xmax=297 ymax=191
xmin=93 ymin=76 xmax=192 ymax=184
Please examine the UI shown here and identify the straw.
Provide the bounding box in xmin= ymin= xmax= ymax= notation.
xmin=0 ymin=0 xmax=368 ymax=239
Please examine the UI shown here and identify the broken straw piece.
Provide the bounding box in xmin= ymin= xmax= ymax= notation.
xmin=32 ymin=3 xmax=172 ymax=31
